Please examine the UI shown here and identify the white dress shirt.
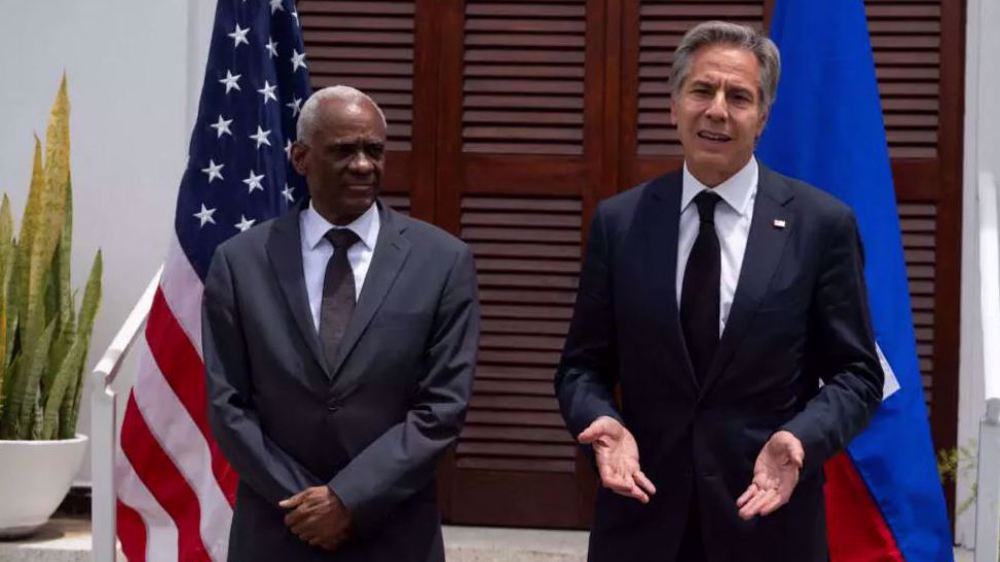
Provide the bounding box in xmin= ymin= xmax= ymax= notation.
xmin=676 ymin=157 xmax=758 ymax=336
xmin=300 ymin=201 xmax=380 ymax=332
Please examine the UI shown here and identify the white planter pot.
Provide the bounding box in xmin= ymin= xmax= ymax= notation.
xmin=0 ymin=434 xmax=88 ymax=538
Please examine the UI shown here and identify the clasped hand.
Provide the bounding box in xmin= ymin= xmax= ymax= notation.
xmin=278 ymin=485 xmax=352 ymax=551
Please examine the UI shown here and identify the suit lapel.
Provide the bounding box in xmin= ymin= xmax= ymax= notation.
xmin=328 ymin=203 xmax=412 ymax=381
xmin=700 ymin=166 xmax=794 ymax=395
xmin=636 ymin=172 xmax=699 ymax=391
xmin=265 ymin=205 xmax=330 ymax=376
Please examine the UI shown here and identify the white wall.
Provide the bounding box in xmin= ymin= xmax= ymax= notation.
xmin=0 ymin=0 xmax=215 ymax=483
xmin=957 ymin=0 xmax=1000 ymax=547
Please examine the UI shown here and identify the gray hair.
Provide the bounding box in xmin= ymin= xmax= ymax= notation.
xmin=296 ymin=85 xmax=388 ymax=143
xmin=670 ymin=21 xmax=781 ymax=111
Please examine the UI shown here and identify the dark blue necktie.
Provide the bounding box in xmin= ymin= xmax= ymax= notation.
xmin=680 ymin=191 xmax=722 ymax=384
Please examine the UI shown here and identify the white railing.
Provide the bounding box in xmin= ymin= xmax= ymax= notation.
xmin=89 ymin=267 xmax=162 ymax=562
xmin=976 ymin=171 xmax=1000 ymax=562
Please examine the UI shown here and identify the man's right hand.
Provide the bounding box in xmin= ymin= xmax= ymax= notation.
xmin=578 ymin=416 xmax=656 ymax=503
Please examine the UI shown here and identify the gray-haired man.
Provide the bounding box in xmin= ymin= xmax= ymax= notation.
xmin=203 ymin=86 xmax=480 ymax=561
xmin=555 ymin=21 xmax=883 ymax=562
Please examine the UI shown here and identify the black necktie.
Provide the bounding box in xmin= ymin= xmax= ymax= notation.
xmin=680 ymin=191 xmax=722 ymax=383
xmin=320 ymin=228 xmax=360 ymax=368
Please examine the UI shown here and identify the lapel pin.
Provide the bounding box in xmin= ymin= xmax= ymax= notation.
xmin=773 ymin=219 xmax=787 ymax=229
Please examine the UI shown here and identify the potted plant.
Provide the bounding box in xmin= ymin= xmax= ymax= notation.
xmin=0 ymin=76 xmax=102 ymax=538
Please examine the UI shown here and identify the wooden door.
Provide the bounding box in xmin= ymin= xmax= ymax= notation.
xmin=299 ymin=0 xmax=963 ymax=527
xmin=432 ymin=0 xmax=613 ymax=528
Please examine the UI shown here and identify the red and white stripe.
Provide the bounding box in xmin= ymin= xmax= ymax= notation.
xmin=116 ymin=235 xmax=237 ymax=561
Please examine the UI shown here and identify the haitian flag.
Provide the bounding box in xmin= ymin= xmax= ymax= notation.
xmin=755 ymin=0 xmax=954 ymax=560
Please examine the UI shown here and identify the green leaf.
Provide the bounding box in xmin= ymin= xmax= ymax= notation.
xmin=61 ymin=250 xmax=101 ymax=437
xmin=42 ymin=333 xmax=87 ymax=439
xmin=0 ymin=316 xmax=54 ymax=439
xmin=49 ymin=176 xmax=75 ymax=377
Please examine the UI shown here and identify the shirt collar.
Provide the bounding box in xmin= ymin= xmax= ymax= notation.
xmin=681 ymin=156 xmax=759 ymax=217
xmin=302 ymin=201 xmax=379 ymax=251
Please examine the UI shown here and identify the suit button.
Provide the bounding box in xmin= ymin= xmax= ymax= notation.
xmin=327 ymin=404 xmax=340 ymax=413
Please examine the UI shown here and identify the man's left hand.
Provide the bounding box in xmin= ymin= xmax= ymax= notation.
xmin=736 ymin=430 xmax=804 ymax=520
xmin=279 ymin=486 xmax=352 ymax=551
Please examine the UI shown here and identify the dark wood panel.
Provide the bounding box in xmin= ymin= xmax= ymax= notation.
xmin=462 ymin=0 xmax=589 ymax=156
xmin=300 ymin=0 xmax=417 ymax=150
xmin=900 ymin=203 xmax=938 ymax=413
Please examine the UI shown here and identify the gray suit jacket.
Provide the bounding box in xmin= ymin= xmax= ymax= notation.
xmin=202 ymin=200 xmax=480 ymax=562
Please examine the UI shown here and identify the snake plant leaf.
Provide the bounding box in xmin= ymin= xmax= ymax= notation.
xmin=42 ymin=331 xmax=88 ymax=439
xmin=13 ymin=138 xmax=45 ymax=329
xmin=4 ymin=238 xmax=17 ymax=368
xmin=0 ymin=317 xmax=55 ymax=439
xmin=0 ymin=310 xmax=5 ymax=421
xmin=46 ymin=180 xmax=76 ymax=396
xmin=0 ymin=195 xmax=11 ymax=414
xmin=0 ymin=195 xmax=12 ymax=286
xmin=0 ymin=355 xmax=20 ymax=438
xmin=61 ymin=250 xmax=101 ymax=438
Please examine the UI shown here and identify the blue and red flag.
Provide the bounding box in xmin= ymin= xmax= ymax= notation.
xmin=756 ymin=0 xmax=953 ymax=560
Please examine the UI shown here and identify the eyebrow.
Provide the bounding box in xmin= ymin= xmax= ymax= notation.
xmin=688 ymin=79 xmax=755 ymax=97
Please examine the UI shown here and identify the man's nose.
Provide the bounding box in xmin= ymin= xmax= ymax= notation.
xmin=705 ymin=90 xmax=728 ymax=121
xmin=349 ymin=151 xmax=374 ymax=174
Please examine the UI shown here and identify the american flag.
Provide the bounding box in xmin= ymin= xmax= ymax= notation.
xmin=115 ymin=1 xmax=310 ymax=560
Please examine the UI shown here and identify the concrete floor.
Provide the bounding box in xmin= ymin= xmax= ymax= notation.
xmin=0 ymin=518 xmax=978 ymax=561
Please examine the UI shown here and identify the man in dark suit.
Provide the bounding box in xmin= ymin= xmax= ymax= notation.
xmin=555 ymin=21 xmax=884 ymax=562
xmin=202 ymin=85 xmax=479 ymax=561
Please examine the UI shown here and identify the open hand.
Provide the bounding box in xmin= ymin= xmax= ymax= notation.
xmin=578 ymin=416 xmax=656 ymax=503
xmin=278 ymin=486 xmax=352 ymax=551
xmin=736 ymin=430 xmax=804 ymax=520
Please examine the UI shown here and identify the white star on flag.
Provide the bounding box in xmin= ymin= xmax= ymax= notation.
xmin=286 ymin=96 xmax=302 ymax=117
xmin=228 ymin=24 xmax=250 ymax=48
xmin=291 ymin=11 xmax=300 ymax=25
xmin=194 ymin=204 xmax=217 ymax=227
xmin=265 ymin=37 xmax=279 ymax=58
xmin=201 ymin=159 xmax=224 ymax=183
xmin=235 ymin=215 xmax=257 ymax=232
xmin=281 ymin=184 xmax=295 ymax=202
xmin=219 ymin=70 xmax=242 ymax=93
xmin=258 ymin=81 xmax=278 ymax=104
xmin=284 ymin=139 xmax=293 ymax=159
xmin=290 ymin=50 xmax=308 ymax=72
xmin=243 ymin=170 xmax=266 ymax=193
xmin=210 ymin=115 xmax=233 ymax=138
xmin=249 ymin=126 xmax=272 ymax=149
xmin=269 ymin=0 xmax=285 ymax=14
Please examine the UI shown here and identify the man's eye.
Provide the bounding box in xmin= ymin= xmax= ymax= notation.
xmin=332 ymin=145 xmax=357 ymax=158
xmin=365 ymin=144 xmax=386 ymax=159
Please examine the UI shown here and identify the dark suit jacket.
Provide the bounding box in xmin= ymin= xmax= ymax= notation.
xmin=555 ymin=166 xmax=884 ymax=562
xmin=202 ymin=200 xmax=479 ymax=562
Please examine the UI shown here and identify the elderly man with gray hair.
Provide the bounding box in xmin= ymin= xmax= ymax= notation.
xmin=203 ymin=85 xmax=480 ymax=561
xmin=555 ymin=20 xmax=883 ymax=562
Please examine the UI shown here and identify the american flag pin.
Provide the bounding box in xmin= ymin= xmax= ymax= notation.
xmin=773 ymin=219 xmax=787 ymax=229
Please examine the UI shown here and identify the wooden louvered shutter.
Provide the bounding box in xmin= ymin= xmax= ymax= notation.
xmin=617 ymin=0 xmax=962 ymax=467
xmin=865 ymin=0 xmax=962 ymax=459
xmin=433 ymin=0 xmax=612 ymax=528
xmin=298 ymin=0 xmax=438 ymax=217
xmin=620 ymin=1 xmax=765 ymax=181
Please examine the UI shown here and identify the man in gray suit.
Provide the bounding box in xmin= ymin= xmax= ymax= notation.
xmin=202 ymin=85 xmax=480 ymax=561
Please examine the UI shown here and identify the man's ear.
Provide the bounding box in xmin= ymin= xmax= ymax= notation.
xmin=755 ymin=110 xmax=769 ymax=139
xmin=290 ymin=142 xmax=309 ymax=175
